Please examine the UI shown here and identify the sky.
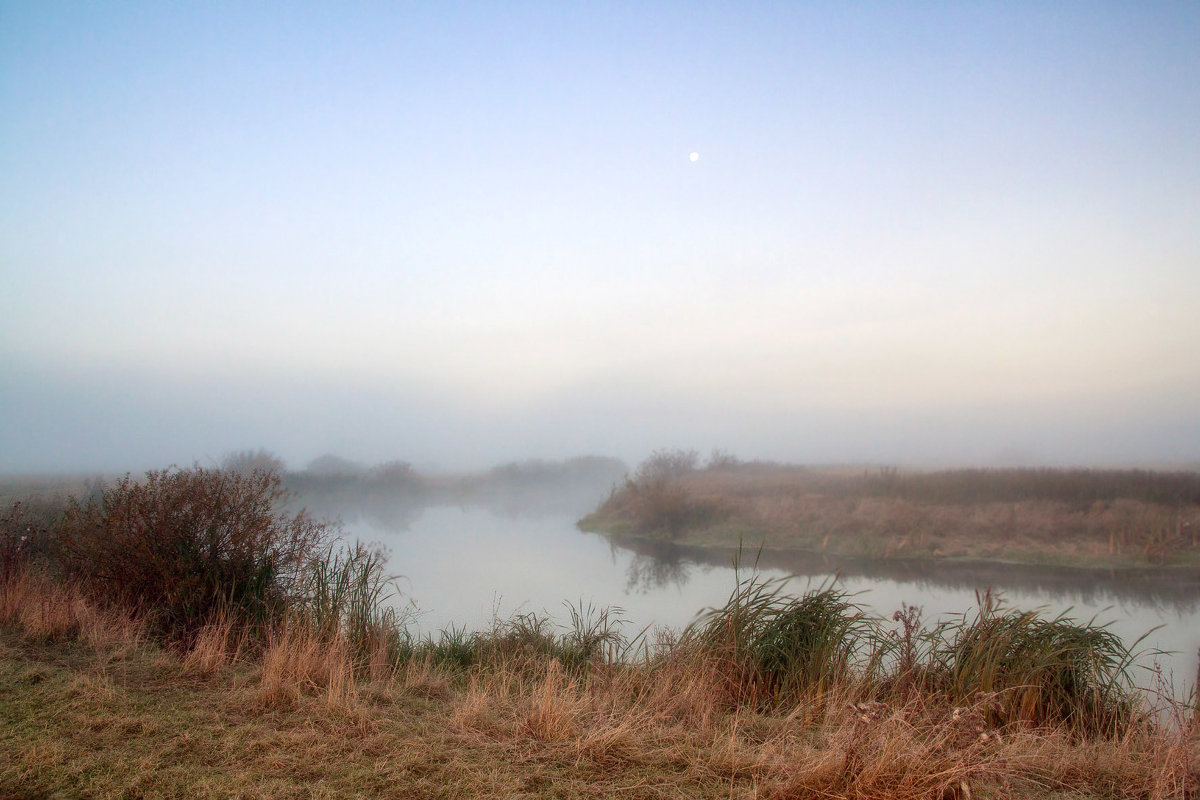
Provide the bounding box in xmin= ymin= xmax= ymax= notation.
xmin=2 ymin=1 xmax=1198 ymax=473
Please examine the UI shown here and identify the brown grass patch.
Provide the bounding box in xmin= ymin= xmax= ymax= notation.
xmin=258 ymin=618 xmax=361 ymax=709
xmin=0 ymin=567 xmax=143 ymax=654
xmin=4 ymin=619 xmax=1197 ymax=799
xmin=585 ymin=463 xmax=1200 ymax=567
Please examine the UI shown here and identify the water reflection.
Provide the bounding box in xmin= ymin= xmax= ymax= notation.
xmin=288 ymin=456 xmax=624 ymax=532
xmin=619 ymin=543 xmax=692 ymax=594
xmin=296 ymin=490 xmax=426 ymax=532
xmin=602 ymin=534 xmax=1200 ymax=613
xmin=298 ymin=482 xmax=1198 ymax=695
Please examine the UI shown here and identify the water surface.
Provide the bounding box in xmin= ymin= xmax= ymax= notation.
xmin=330 ymin=497 xmax=1200 ymax=696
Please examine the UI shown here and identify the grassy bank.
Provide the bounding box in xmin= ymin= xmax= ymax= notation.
xmin=3 ymin=570 xmax=1199 ymax=798
xmin=3 ymin=465 xmax=1198 ymax=798
xmin=579 ymin=454 xmax=1200 ymax=569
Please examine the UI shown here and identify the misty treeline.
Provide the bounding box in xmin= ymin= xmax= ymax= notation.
xmin=206 ymin=448 xmax=629 ymax=524
xmin=216 ymin=448 xmax=628 ymax=500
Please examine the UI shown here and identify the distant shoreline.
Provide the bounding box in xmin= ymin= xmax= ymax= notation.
xmin=578 ymin=462 xmax=1200 ymax=573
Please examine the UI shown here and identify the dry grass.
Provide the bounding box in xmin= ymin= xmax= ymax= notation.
xmin=433 ymin=651 xmax=1199 ymax=799
xmin=0 ymin=568 xmax=143 ymax=654
xmin=583 ymin=464 xmax=1200 ymax=568
xmin=178 ymin=612 xmax=248 ymax=679
xmin=258 ymin=618 xmax=362 ymax=709
xmin=3 ymin=600 xmax=1198 ymax=798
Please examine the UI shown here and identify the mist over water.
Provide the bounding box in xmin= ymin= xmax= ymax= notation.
xmin=285 ymin=470 xmax=1200 ymax=697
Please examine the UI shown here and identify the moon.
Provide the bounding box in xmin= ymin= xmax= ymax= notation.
xmin=689 ymin=152 xmax=700 ymax=162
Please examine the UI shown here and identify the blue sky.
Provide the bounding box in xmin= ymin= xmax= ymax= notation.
xmin=2 ymin=2 xmax=1198 ymax=472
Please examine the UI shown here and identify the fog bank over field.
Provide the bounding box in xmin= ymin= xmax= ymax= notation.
xmin=1 ymin=355 xmax=1196 ymax=475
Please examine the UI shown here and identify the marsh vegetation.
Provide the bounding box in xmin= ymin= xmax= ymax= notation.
xmin=580 ymin=450 xmax=1200 ymax=569
xmin=2 ymin=464 xmax=1198 ymax=797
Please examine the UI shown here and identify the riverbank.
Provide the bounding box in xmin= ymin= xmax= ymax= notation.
xmin=3 ymin=575 xmax=1197 ymax=799
xmin=578 ymin=460 xmax=1200 ymax=570
xmin=597 ymin=530 xmax=1200 ymax=604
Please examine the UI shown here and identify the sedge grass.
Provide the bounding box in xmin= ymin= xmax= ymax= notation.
xmin=2 ymin=566 xmax=1197 ymax=798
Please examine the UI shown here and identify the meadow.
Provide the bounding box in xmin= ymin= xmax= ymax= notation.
xmin=579 ymin=452 xmax=1200 ymax=569
xmin=2 ymin=464 xmax=1198 ymax=798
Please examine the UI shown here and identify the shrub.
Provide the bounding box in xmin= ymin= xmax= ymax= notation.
xmin=0 ymin=499 xmax=63 ymax=582
xmin=305 ymin=454 xmax=366 ymax=478
xmin=625 ymin=478 xmax=699 ymax=538
xmin=635 ymin=449 xmax=699 ymax=483
xmin=600 ymin=449 xmax=724 ymax=538
xmin=54 ymin=466 xmax=331 ymax=639
xmin=706 ymin=448 xmax=741 ymax=470
xmin=221 ymin=449 xmax=286 ymax=478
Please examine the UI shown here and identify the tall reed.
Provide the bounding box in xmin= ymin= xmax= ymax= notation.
xmin=931 ymin=590 xmax=1142 ymax=732
xmin=678 ymin=569 xmax=1143 ymax=734
xmin=685 ymin=572 xmax=874 ymax=704
xmin=299 ymin=540 xmax=406 ymax=668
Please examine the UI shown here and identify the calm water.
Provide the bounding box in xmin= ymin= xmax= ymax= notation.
xmin=325 ymin=497 xmax=1199 ymax=696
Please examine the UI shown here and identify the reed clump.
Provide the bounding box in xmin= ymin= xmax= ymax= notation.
xmin=299 ymin=540 xmax=407 ymax=669
xmin=402 ymin=601 xmax=636 ymax=678
xmin=679 ymin=572 xmax=1147 ymax=737
xmin=686 ymin=574 xmax=872 ymax=703
xmin=931 ymin=589 xmax=1141 ymax=733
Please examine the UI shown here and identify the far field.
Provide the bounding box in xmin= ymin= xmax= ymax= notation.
xmin=579 ymin=458 xmax=1200 ymax=570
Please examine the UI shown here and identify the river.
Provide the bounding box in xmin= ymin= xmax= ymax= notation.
xmin=306 ymin=490 xmax=1200 ymax=699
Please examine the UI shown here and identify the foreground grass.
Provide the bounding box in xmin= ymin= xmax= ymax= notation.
xmin=3 ymin=574 xmax=1198 ymax=799
xmin=2 ymin=634 xmax=619 ymax=799
xmin=580 ymin=461 xmax=1200 ymax=569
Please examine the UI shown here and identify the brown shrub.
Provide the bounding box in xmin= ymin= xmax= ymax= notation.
xmin=54 ymin=466 xmax=331 ymax=640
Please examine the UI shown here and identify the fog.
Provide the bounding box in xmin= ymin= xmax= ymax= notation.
xmin=2 ymin=354 xmax=1196 ymax=475
xmin=2 ymin=3 xmax=1198 ymax=475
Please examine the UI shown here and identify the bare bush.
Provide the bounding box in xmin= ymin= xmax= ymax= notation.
xmin=221 ymin=449 xmax=286 ymax=477
xmin=635 ymin=448 xmax=699 ymax=483
xmin=55 ymin=466 xmax=332 ymax=639
xmin=706 ymin=448 xmax=741 ymax=470
xmin=0 ymin=499 xmax=61 ymax=582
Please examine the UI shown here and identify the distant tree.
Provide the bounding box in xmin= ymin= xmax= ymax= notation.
xmin=636 ymin=449 xmax=699 ymax=484
xmin=368 ymin=460 xmax=417 ymax=485
xmin=221 ymin=449 xmax=286 ymax=477
xmin=706 ymin=449 xmax=741 ymax=471
xmin=304 ymin=454 xmax=366 ymax=477
xmin=565 ymin=455 xmax=629 ymax=480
